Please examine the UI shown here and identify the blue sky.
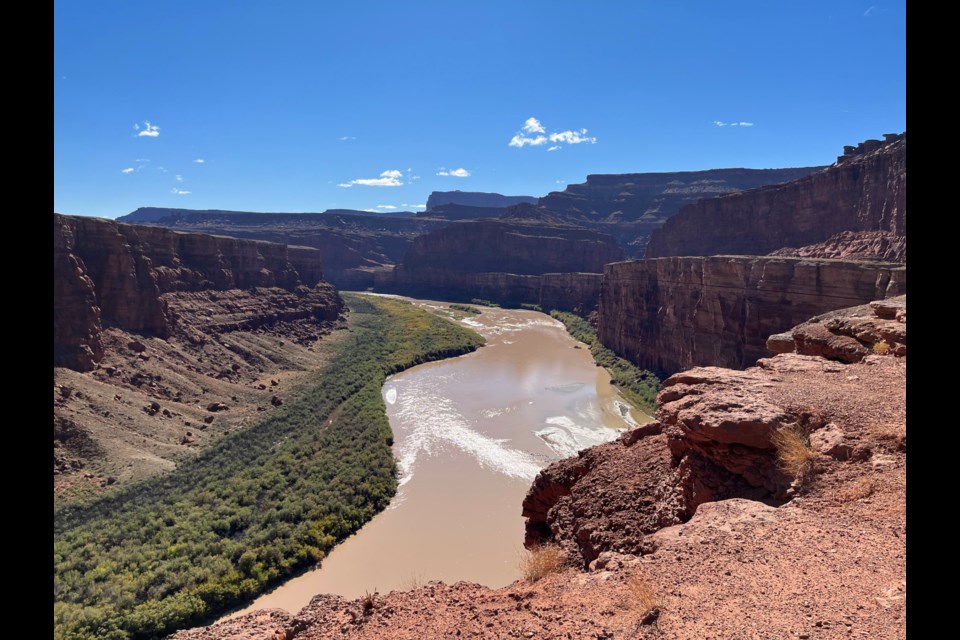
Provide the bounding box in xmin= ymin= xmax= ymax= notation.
xmin=54 ymin=1 xmax=905 ymax=219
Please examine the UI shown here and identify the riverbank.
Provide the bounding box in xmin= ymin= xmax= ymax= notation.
xmin=53 ymin=294 xmax=483 ymax=640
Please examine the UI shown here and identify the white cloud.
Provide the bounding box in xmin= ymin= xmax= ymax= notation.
xmin=555 ymin=180 xmax=566 ymax=184
xmin=338 ymin=169 xmax=404 ymax=187
xmin=175 ymin=174 xmax=184 ymax=182
xmin=523 ymin=117 xmax=545 ymax=134
xmin=376 ymin=205 xmax=397 ymax=210
xmin=137 ymin=121 xmax=160 ymax=137
xmin=410 ymin=175 xmax=421 ymax=181
xmin=339 ymin=136 xmax=356 ymax=141
xmin=509 ymin=118 xmax=596 ymax=148
xmin=864 ymin=5 xmax=876 ymax=16
xmin=170 ymin=188 xmax=191 ymax=195
xmin=549 ymin=129 xmax=596 ymax=144
xmin=437 ymin=168 xmax=471 ymax=177
xmin=121 ymin=167 xmax=134 ymax=174
xmin=714 ymin=120 xmax=755 ymax=127
xmin=401 ymin=203 xmax=426 ymax=208
xmin=135 ymin=158 xmax=150 ymax=163
xmin=509 ymin=134 xmax=548 ymax=147
xmin=157 ymin=166 xmax=168 ymax=173
xmin=193 ymin=158 xmax=205 ymax=164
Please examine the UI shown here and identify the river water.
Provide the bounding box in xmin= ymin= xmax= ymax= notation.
xmin=228 ymin=298 xmax=650 ymax=616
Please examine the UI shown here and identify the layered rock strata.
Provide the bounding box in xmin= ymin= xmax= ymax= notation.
xmin=646 ymin=133 xmax=906 ymax=260
xmin=54 ymin=213 xmax=341 ymax=371
xmin=596 ymin=255 xmax=906 ymax=374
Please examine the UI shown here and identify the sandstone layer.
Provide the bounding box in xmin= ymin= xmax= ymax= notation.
xmin=54 ymin=213 xmax=345 ymax=505
xmin=596 ymin=255 xmax=905 ymax=375
xmin=646 ymin=133 xmax=906 ymax=261
xmin=175 ymin=298 xmax=906 ymax=639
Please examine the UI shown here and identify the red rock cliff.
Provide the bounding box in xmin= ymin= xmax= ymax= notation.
xmin=54 ymin=213 xmax=342 ymax=371
xmin=645 ymin=133 xmax=906 ymax=260
xmin=596 ymin=256 xmax=905 ymax=374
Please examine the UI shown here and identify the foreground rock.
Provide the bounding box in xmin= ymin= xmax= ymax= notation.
xmin=174 ymin=298 xmax=905 ymax=639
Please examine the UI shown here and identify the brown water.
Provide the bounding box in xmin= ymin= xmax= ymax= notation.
xmin=227 ymin=298 xmax=651 ymax=617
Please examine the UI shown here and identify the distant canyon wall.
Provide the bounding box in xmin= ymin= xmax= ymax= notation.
xmin=538 ymin=166 xmax=823 ymax=256
xmin=375 ymin=218 xmax=621 ymax=311
xmin=645 ymin=134 xmax=906 ymax=261
xmin=596 ymin=256 xmax=906 ymax=374
xmin=54 ymin=214 xmax=342 ymax=372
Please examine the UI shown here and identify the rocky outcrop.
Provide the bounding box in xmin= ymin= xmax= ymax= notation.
xmin=424 ymin=190 xmax=537 ymax=210
xmin=524 ymin=296 xmax=906 ymax=566
xmin=768 ymin=230 xmax=907 ymax=262
xmin=767 ymin=294 xmax=906 ymax=362
xmin=597 ymin=256 xmax=906 ymax=375
xmin=538 ymin=166 xmax=822 ymax=256
xmin=646 ymin=133 xmax=906 ymax=260
xmin=54 ymin=213 xmax=343 ymax=371
xmin=376 ymin=216 xmax=621 ymax=310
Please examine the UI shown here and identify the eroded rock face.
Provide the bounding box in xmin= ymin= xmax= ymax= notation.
xmin=53 ymin=213 xmax=343 ymax=371
xmin=596 ymin=255 xmax=906 ymax=374
xmin=646 ymin=133 xmax=906 ymax=260
xmin=424 ymin=190 xmax=537 ymax=210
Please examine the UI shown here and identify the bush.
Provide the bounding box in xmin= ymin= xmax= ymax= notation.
xmin=520 ymin=544 xmax=568 ymax=583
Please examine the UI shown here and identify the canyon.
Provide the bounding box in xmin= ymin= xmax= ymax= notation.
xmin=55 ymin=130 xmax=907 ymax=639
xmin=174 ymin=295 xmax=906 ymax=640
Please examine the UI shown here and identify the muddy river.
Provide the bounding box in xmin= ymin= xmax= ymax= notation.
xmin=228 ymin=298 xmax=651 ymax=615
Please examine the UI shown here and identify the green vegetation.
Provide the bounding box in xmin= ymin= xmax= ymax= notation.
xmin=519 ymin=303 xmax=543 ymax=312
xmin=54 ymin=294 xmax=483 ymax=640
xmin=470 ymin=298 xmax=501 ymax=308
xmin=550 ymin=310 xmax=661 ymax=412
xmin=448 ymin=303 xmax=481 ymax=315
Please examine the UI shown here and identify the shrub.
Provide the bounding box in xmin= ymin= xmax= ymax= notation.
xmin=771 ymin=425 xmax=817 ymax=479
xmin=873 ymin=340 xmax=891 ymax=355
xmin=520 ymin=544 xmax=567 ymax=583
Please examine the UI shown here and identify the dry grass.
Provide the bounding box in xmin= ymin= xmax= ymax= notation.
xmin=622 ymin=575 xmax=661 ymax=625
xmin=868 ymin=422 xmax=906 ymax=450
xmin=520 ymin=544 xmax=568 ymax=583
xmin=873 ymin=340 xmax=892 ymax=355
xmin=403 ymin=574 xmax=426 ymax=590
xmin=771 ymin=425 xmax=817 ymax=479
xmin=839 ymin=476 xmax=879 ymax=502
